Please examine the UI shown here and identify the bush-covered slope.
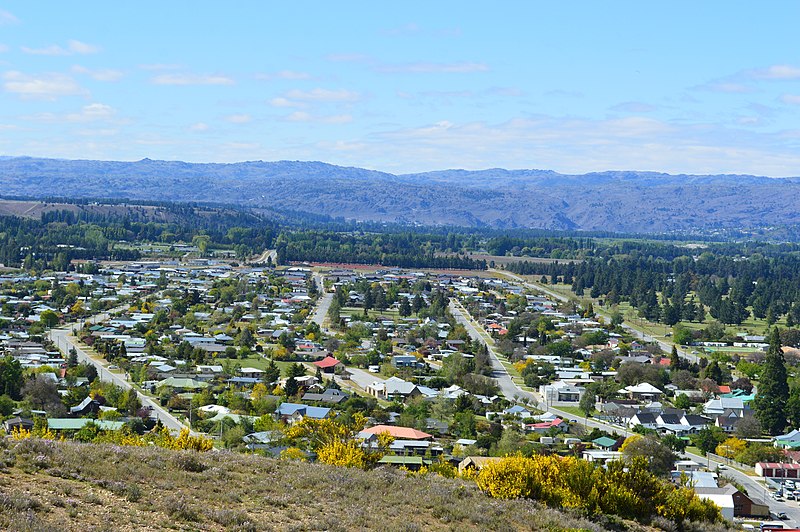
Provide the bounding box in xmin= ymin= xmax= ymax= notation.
xmin=0 ymin=438 xmax=730 ymax=532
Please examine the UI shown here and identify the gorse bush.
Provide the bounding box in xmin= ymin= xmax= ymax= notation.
xmin=476 ymin=455 xmax=721 ymax=526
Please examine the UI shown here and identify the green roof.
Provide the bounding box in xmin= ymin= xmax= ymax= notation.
xmin=378 ymin=455 xmax=426 ymax=465
xmin=47 ymin=418 xmax=125 ymax=431
xmin=158 ymin=377 xmax=208 ymax=389
xmin=592 ymin=436 xmax=617 ymax=448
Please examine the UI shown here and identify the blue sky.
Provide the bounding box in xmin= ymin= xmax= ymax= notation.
xmin=1 ymin=2 xmax=800 ymax=176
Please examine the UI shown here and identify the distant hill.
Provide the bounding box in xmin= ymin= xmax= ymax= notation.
xmin=1 ymin=156 xmax=799 ymax=233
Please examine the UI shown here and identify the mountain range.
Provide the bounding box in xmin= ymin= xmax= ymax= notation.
xmin=1 ymin=156 xmax=798 ymax=233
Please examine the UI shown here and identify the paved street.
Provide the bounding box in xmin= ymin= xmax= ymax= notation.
xmin=49 ymin=314 xmax=192 ymax=434
xmin=449 ymin=292 xmax=794 ymax=524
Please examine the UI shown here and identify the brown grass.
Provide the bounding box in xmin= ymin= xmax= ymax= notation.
xmin=0 ymin=437 xmax=731 ymax=532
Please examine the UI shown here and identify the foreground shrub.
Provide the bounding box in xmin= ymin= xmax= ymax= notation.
xmin=476 ymin=455 xmax=722 ymax=526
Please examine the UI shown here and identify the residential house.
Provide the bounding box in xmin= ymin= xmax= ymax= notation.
xmin=539 ymin=380 xmax=585 ymax=406
xmin=391 ymin=354 xmax=423 ymax=369
xmin=592 ymin=436 xmax=619 ymax=451
xmin=312 ymin=356 xmax=342 ymax=374
xmin=69 ymin=395 xmax=104 ymax=416
xmin=620 ymin=382 xmax=664 ymax=401
xmin=301 ymin=388 xmax=350 ymax=404
xmin=388 ymin=439 xmax=444 ymax=457
xmin=582 ymin=449 xmax=621 ymax=464
xmin=359 ymin=424 xmax=432 ymax=441
xmin=526 ymin=417 xmax=567 ymax=434
xmin=275 ymin=403 xmax=331 ymax=424
xmin=2 ymin=416 xmax=33 ymax=434
xmin=458 ymin=456 xmax=502 ymax=475
xmin=703 ymin=397 xmax=746 ymax=417
xmin=628 ymin=412 xmax=657 ymax=430
xmin=694 ymin=484 xmax=735 ymax=521
xmin=774 ymin=429 xmax=800 ymax=449
xmin=367 ymin=377 xmax=421 ymax=402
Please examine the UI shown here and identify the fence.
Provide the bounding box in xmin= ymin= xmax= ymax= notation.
xmin=706 ymin=452 xmax=755 ymax=473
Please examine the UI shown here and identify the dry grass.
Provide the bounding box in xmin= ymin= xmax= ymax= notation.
xmin=0 ymin=437 xmax=731 ymax=532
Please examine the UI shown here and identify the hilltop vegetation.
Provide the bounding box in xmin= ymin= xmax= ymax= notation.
xmin=0 ymin=437 xmax=690 ymax=532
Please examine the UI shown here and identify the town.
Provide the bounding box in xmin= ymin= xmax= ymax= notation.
xmin=2 ymin=239 xmax=799 ymax=531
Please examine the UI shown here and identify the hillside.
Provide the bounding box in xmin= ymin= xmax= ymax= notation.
xmin=1 ymin=156 xmax=800 ymax=233
xmin=0 ymin=438 xmax=690 ymax=532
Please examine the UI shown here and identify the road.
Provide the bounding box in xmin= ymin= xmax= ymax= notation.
xmin=309 ymin=273 xmax=333 ymax=328
xmin=449 ymin=298 xmax=536 ymax=404
xmin=49 ymin=312 xmax=193 ymax=435
xmin=451 ymin=292 xmax=795 ymax=523
xmin=251 ymin=248 xmax=277 ymax=265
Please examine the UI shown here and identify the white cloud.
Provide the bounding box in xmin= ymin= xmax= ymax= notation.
xmin=256 ymin=70 xmax=312 ymax=80
xmin=374 ymin=61 xmax=489 ymax=74
xmin=22 ymin=40 xmax=100 ymax=56
xmin=67 ymin=40 xmax=100 ymax=54
xmin=0 ymin=10 xmax=18 ymax=25
xmin=2 ymin=71 xmax=87 ymax=100
xmin=151 ymin=73 xmax=234 ymax=85
xmin=284 ymin=88 xmax=360 ymax=102
xmin=72 ymin=65 xmax=124 ymax=82
xmin=316 ymin=115 xmax=800 ymax=176
xmin=66 ymin=103 xmax=116 ymax=122
xmin=0 ymin=44 xmax=8 ymax=53
xmin=781 ymin=94 xmax=800 ymax=105
xmin=225 ymin=114 xmax=252 ymax=124
xmin=269 ymin=97 xmax=305 ymax=108
xmin=284 ymin=111 xmax=352 ymax=124
xmin=694 ymin=81 xmax=755 ymax=94
xmin=22 ymin=44 xmax=69 ymax=56
xmin=189 ymin=122 xmax=209 ymax=132
xmin=749 ymin=64 xmax=800 ymax=80
xmin=22 ymin=103 xmax=119 ymax=124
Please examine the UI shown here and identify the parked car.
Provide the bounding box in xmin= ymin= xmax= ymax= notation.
xmin=778 ymin=512 xmax=789 ymax=520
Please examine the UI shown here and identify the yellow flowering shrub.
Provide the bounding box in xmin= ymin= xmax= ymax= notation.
xmin=152 ymin=427 xmax=213 ymax=452
xmin=279 ymin=447 xmax=307 ymax=461
xmin=476 ymin=455 xmax=722 ymax=525
xmin=317 ymin=440 xmax=367 ymax=468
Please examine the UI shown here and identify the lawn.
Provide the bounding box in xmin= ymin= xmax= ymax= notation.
xmin=340 ymin=307 xmax=402 ymax=319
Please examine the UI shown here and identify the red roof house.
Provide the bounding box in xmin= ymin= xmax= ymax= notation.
xmin=312 ymin=356 xmax=342 ymax=373
xmin=361 ymin=425 xmax=432 ymax=440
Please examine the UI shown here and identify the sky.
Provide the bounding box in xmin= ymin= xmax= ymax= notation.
xmin=1 ymin=2 xmax=800 ymax=176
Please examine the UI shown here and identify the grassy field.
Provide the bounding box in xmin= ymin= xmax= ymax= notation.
xmin=0 ymin=437 xmax=639 ymax=532
xmin=339 ymin=307 xmax=402 ymax=320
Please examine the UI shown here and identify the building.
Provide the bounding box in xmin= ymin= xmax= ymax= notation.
xmin=755 ymin=462 xmax=800 ymax=478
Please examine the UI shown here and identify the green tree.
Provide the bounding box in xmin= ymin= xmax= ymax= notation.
xmin=398 ymin=297 xmax=411 ymax=317
xmin=579 ymin=388 xmax=596 ymax=418
xmin=669 ymin=345 xmax=681 ymax=370
xmin=673 ymin=393 xmax=693 ymax=410
xmin=0 ymin=356 xmax=24 ymax=399
xmin=124 ymin=389 xmax=141 ymax=416
xmin=284 ymin=376 xmax=300 ymax=398
xmin=263 ymin=359 xmax=281 ymax=384
xmin=621 ymin=436 xmax=677 ymax=476
xmin=690 ymin=426 xmax=727 ymax=455
xmin=754 ymin=328 xmax=789 ymax=435
xmin=40 ymin=309 xmax=59 ymax=329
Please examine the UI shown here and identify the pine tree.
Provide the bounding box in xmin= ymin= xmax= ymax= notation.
xmin=754 ymin=328 xmax=789 ymax=435
xmin=398 ymin=296 xmax=411 ymax=317
xmin=670 ymin=345 xmax=681 ymax=370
